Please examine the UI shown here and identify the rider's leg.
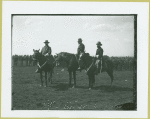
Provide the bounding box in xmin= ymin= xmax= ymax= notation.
xmin=94 ymin=60 xmax=99 ymax=75
xmin=77 ymin=53 xmax=83 ymax=71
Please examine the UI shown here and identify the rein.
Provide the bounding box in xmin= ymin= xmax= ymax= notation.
xmin=82 ymin=54 xmax=94 ymax=72
xmin=33 ymin=53 xmax=56 ymax=68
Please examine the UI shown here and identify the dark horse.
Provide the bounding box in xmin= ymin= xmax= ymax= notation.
xmin=79 ymin=53 xmax=114 ymax=89
xmin=55 ymin=52 xmax=78 ymax=88
xmin=32 ymin=49 xmax=55 ymax=87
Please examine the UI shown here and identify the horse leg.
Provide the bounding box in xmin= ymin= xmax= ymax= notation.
xmin=49 ymin=71 xmax=53 ymax=84
xmin=40 ymin=72 xmax=43 ymax=87
xmin=92 ymin=74 xmax=95 ymax=87
xmin=88 ymin=75 xmax=92 ymax=90
xmin=72 ymin=71 xmax=76 ymax=88
xmin=69 ymin=71 xmax=72 ymax=87
xmin=45 ymin=72 xmax=48 ymax=87
xmin=106 ymin=69 xmax=114 ymax=85
xmin=90 ymin=74 xmax=95 ymax=89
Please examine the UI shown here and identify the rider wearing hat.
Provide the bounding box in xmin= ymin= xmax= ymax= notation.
xmin=41 ymin=40 xmax=52 ymax=56
xmin=35 ymin=40 xmax=52 ymax=73
xmin=94 ymin=41 xmax=103 ymax=74
xmin=77 ymin=38 xmax=85 ymax=70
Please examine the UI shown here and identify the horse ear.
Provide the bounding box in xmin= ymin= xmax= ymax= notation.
xmin=33 ymin=49 xmax=35 ymax=52
xmin=38 ymin=49 xmax=40 ymax=52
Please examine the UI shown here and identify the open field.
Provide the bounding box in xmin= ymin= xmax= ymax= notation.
xmin=12 ymin=66 xmax=133 ymax=110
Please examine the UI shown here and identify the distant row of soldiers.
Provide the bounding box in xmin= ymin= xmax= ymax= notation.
xmin=12 ymin=55 xmax=134 ymax=71
xmin=12 ymin=55 xmax=37 ymax=66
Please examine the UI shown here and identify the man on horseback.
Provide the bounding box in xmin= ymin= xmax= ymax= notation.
xmin=35 ymin=40 xmax=52 ymax=73
xmin=41 ymin=40 xmax=52 ymax=56
xmin=94 ymin=41 xmax=104 ymax=75
xmin=76 ymin=38 xmax=85 ymax=71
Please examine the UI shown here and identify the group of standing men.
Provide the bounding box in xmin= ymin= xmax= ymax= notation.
xmin=35 ymin=38 xmax=104 ymax=74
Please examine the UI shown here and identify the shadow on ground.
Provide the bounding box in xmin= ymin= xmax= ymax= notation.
xmin=93 ymin=85 xmax=133 ymax=92
xmin=49 ymin=83 xmax=133 ymax=92
xmin=51 ymin=83 xmax=70 ymax=91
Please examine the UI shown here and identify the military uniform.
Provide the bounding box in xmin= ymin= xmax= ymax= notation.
xmin=35 ymin=40 xmax=53 ymax=73
xmin=77 ymin=38 xmax=85 ymax=71
xmin=95 ymin=41 xmax=103 ymax=74
xmin=77 ymin=43 xmax=85 ymax=59
xmin=41 ymin=45 xmax=52 ymax=56
xmin=96 ymin=47 xmax=103 ymax=59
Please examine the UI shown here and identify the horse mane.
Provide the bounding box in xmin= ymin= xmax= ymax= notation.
xmin=57 ymin=52 xmax=77 ymax=65
xmin=84 ymin=53 xmax=93 ymax=59
xmin=58 ymin=52 xmax=74 ymax=56
xmin=58 ymin=52 xmax=74 ymax=59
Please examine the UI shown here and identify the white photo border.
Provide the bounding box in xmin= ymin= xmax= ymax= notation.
xmin=1 ymin=1 xmax=149 ymax=118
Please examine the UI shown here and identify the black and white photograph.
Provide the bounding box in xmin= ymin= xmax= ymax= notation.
xmin=1 ymin=1 xmax=149 ymax=118
xmin=11 ymin=15 xmax=136 ymax=110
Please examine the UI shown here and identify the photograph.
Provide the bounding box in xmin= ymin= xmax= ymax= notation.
xmin=11 ymin=14 xmax=137 ymax=110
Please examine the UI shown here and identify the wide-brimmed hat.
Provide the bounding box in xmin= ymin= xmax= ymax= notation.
xmin=44 ymin=40 xmax=50 ymax=43
xmin=78 ymin=38 xmax=82 ymax=42
xmin=96 ymin=41 xmax=102 ymax=46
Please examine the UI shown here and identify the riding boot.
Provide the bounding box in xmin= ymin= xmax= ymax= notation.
xmin=77 ymin=60 xmax=82 ymax=72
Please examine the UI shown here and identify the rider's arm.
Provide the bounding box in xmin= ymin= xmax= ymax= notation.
xmin=95 ymin=49 xmax=99 ymax=58
xmin=95 ymin=48 xmax=103 ymax=59
xmin=40 ymin=47 xmax=43 ymax=54
xmin=80 ymin=44 xmax=85 ymax=52
xmin=48 ymin=47 xmax=52 ymax=55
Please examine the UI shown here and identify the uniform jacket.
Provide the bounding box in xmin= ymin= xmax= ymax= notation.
xmin=96 ymin=47 xmax=103 ymax=59
xmin=77 ymin=43 xmax=85 ymax=55
xmin=41 ymin=45 xmax=52 ymax=55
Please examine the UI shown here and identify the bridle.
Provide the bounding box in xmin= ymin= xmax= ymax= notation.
xmin=33 ymin=51 xmax=57 ymax=68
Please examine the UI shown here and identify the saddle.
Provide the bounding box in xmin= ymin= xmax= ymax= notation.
xmin=45 ymin=55 xmax=55 ymax=65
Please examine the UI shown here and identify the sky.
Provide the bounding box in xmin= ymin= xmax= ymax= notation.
xmin=12 ymin=15 xmax=134 ymax=56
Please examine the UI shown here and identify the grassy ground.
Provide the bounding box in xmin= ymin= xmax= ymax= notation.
xmin=12 ymin=66 xmax=133 ymax=110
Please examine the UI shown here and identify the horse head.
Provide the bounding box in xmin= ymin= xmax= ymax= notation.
xmin=55 ymin=52 xmax=73 ymax=67
xmin=79 ymin=53 xmax=92 ymax=70
xmin=32 ymin=49 xmax=41 ymax=61
xmin=55 ymin=53 xmax=64 ymax=67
